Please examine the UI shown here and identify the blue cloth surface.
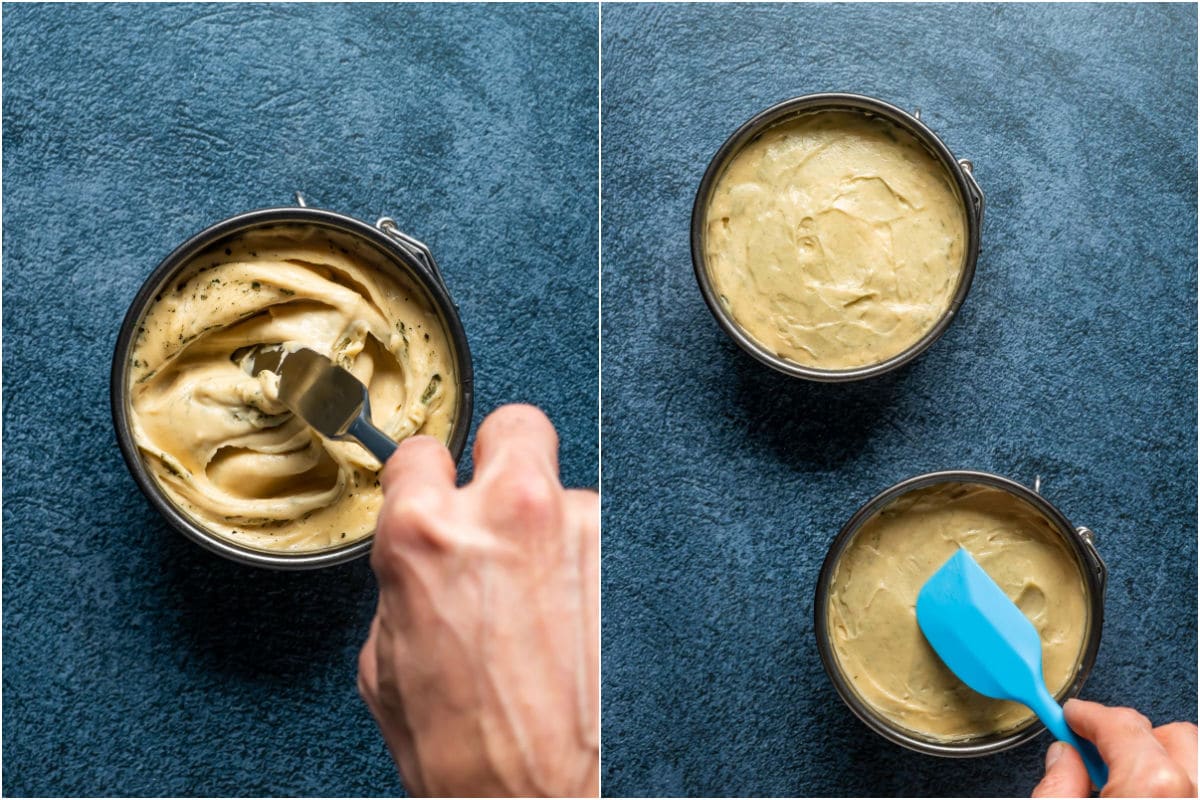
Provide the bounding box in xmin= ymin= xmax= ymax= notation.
xmin=3 ymin=3 xmax=597 ymax=796
xmin=601 ymin=3 xmax=1196 ymax=797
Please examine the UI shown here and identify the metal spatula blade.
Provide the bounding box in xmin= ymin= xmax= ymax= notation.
xmin=916 ymin=549 xmax=1108 ymax=789
xmin=247 ymin=346 xmax=397 ymax=462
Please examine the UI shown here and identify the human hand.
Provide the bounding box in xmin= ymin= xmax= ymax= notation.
xmin=1032 ymin=699 xmax=1197 ymax=797
xmin=357 ymin=404 xmax=598 ymax=797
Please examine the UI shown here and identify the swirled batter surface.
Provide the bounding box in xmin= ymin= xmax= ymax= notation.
xmin=827 ymin=483 xmax=1089 ymax=741
xmin=128 ymin=225 xmax=458 ymax=552
xmin=704 ymin=110 xmax=967 ymax=370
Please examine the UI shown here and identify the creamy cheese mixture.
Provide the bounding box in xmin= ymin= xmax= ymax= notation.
xmin=128 ymin=224 xmax=458 ymax=552
xmin=827 ymin=483 xmax=1090 ymax=741
xmin=704 ymin=110 xmax=968 ymax=370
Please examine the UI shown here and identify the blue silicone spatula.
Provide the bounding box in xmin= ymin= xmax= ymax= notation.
xmin=916 ymin=548 xmax=1108 ymax=789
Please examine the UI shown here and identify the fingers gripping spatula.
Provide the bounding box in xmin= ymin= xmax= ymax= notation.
xmin=916 ymin=549 xmax=1108 ymax=789
xmin=248 ymin=346 xmax=398 ymax=462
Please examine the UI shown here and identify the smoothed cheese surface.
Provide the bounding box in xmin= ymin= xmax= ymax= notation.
xmin=827 ymin=483 xmax=1090 ymax=741
xmin=128 ymin=224 xmax=457 ymax=552
xmin=704 ymin=110 xmax=968 ymax=370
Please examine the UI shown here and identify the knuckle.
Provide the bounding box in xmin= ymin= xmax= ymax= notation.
xmin=1141 ymin=765 xmax=1193 ymax=797
xmin=369 ymin=535 xmax=401 ymax=581
xmin=373 ymin=489 xmax=446 ymax=568
xmin=492 ymin=467 xmax=560 ymax=523
xmin=369 ymin=539 xmax=388 ymax=574
xmin=510 ymin=475 xmax=560 ymax=520
xmin=385 ymin=488 xmax=443 ymax=532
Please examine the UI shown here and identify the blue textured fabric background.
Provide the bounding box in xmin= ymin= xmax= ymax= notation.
xmin=601 ymin=3 xmax=1197 ymax=797
xmin=3 ymin=4 xmax=597 ymax=796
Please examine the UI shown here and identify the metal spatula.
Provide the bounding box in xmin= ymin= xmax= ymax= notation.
xmin=247 ymin=346 xmax=397 ymax=462
xmin=916 ymin=548 xmax=1108 ymax=789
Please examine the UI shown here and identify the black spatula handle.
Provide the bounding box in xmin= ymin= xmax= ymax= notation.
xmin=346 ymin=410 xmax=398 ymax=463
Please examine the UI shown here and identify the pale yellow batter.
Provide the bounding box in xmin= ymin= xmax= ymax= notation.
xmin=826 ymin=483 xmax=1090 ymax=741
xmin=128 ymin=225 xmax=458 ymax=552
xmin=704 ymin=110 xmax=968 ymax=370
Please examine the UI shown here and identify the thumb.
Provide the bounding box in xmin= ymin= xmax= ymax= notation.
xmin=1032 ymin=741 xmax=1094 ymax=798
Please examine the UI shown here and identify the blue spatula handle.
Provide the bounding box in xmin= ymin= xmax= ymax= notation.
xmin=1031 ymin=688 xmax=1108 ymax=790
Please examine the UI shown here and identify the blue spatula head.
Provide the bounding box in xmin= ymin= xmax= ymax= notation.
xmin=917 ymin=548 xmax=1108 ymax=789
xmin=916 ymin=548 xmax=1044 ymax=703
